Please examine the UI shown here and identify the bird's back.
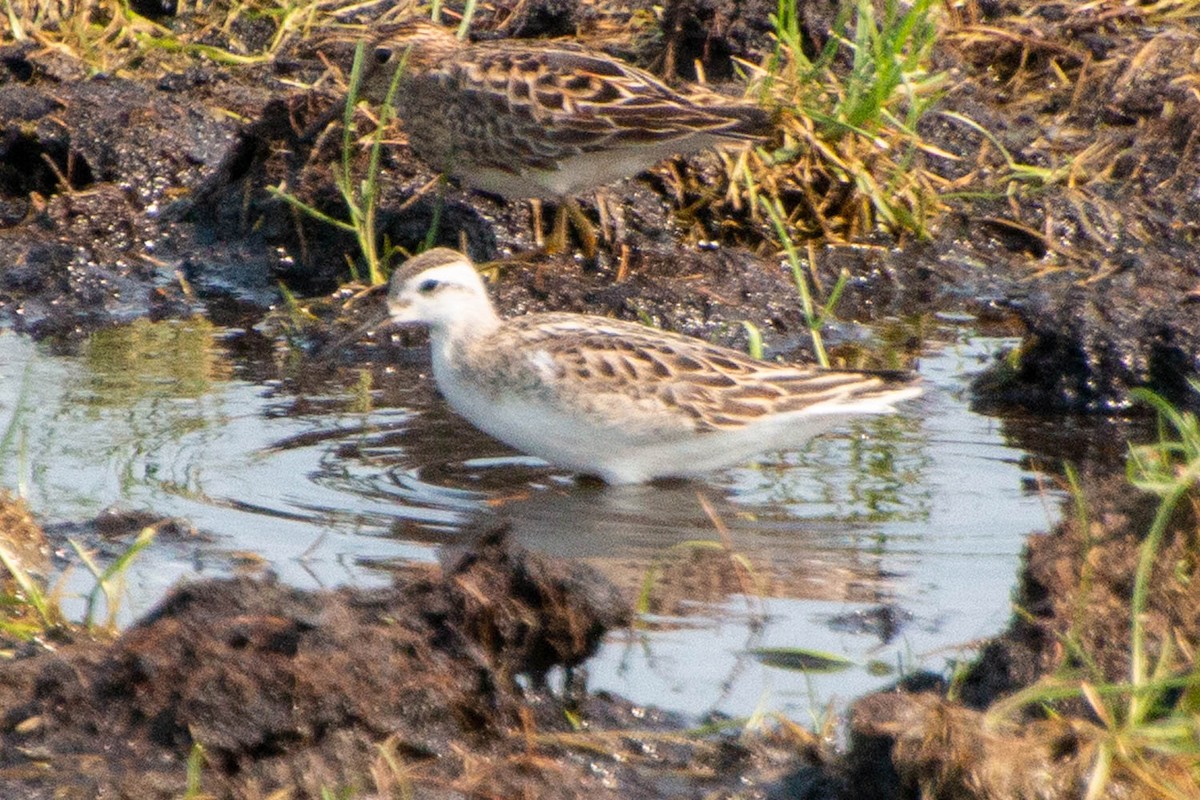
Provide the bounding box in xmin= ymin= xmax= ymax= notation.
xmin=451 ymin=312 xmax=919 ymax=436
xmin=373 ymin=26 xmax=770 ymax=197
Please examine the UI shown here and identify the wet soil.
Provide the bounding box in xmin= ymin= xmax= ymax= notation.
xmin=3 ymin=0 xmax=1196 ymax=400
xmin=934 ymin=2 xmax=1200 ymax=413
xmin=845 ymin=472 xmax=1200 ymax=799
xmin=1 ymin=522 xmax=648 ymax=798
xmin=2 ymin=0 xmax=1200 ymax=797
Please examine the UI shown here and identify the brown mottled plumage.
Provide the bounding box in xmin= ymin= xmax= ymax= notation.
xmin=385 ymin=249 xmax=921 ymax=483
xmin=360 ymin=21 xmax=771 ymax=202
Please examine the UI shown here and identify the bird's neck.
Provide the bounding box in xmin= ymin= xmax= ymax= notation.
xmin=429 ymin=304 xmax=502 ymax=359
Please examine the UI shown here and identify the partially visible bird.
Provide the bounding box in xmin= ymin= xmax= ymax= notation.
xmin=385 ymin=248 xmax=922 ymax=484
xmin=358 ymin=21 xmax=772 ymax=253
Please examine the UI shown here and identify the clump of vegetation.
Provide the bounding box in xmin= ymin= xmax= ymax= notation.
xmin=0 ymin=494 xmax=62 ymax=641
xmin=984 ymin=386 xmax=1200 ymax=799
xmin=711 ymin=0 xmax=944 ymax=364
xmin=0 ymin=0 xmax=302 ymax=70
xmin=270 ymin=41 xmax=408 ymax=286
xmin=0 ymin=492 xmax=157 ymax=641
xmin=733 ymin=0 xmax=946 ymax=242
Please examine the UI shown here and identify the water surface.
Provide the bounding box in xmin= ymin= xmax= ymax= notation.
xmin=0 ymin=322 xmax=1061 ymax=719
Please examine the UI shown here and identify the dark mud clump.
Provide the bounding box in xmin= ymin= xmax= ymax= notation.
xmin=0 ymin=525 xmax=638 ymax=797
xmin=934 ymin=4 xmax=1200 ymax=411
xmin=0 ymin=523 xmax=823 ymax=799
xmin=843 ymin=473 xmax=1200 ymax=799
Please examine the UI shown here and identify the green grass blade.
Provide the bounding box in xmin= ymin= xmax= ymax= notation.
xmin=741 ymin=321 xmax=765 ymax=360
xmin=749 ymin=646 xmax=856 ymax=673
xmin=0 ymin=545 xmax=54 ymax=628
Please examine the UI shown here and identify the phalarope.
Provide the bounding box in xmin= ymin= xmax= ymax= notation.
xmin=386 ymin=249 xmax=922 ymax=484
xmin=360 ymin=21 xmax=770 ymax=251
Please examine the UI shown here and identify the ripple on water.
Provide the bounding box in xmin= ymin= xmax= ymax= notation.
xmin=0 ymin=325 xmax=1062 ymax=718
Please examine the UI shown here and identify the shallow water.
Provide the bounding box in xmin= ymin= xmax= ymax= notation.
xmin=0 ymin=321 xmax=1063 ymax=719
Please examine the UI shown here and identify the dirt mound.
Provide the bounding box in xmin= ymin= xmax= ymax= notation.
xmin=0 ymin=525 xmax=637 ymax=798
xmin=845 ymin=473 xmax=1200 ymax=799
xmin=937 ymin=3 xmax=1200 ymax=411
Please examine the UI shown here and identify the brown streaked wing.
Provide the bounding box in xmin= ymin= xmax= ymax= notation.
xmin=474 ymin=44 xmax=678 ymax=94
xmin=502 ymin=313 xmax=914 ymax=431
xmin=409 ymin=64 xmax=605 ymax=167
xmin=413 ymin=77 xmax=570 ymax=171
xmin=466 ymin=43 xmax=752 ymax=150
xmin=499 ymin=316 xmax=768 ymax=428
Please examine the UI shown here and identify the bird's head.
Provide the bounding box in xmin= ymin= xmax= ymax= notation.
xmin=387 ymin=248 xmax=499 ymax=335
xmin=360 ymin=20 xmax=461 ymax=101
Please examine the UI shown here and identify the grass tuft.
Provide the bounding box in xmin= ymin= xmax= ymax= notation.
xmin=986 ymin=383 xmax=1200 ymax=799
xmin=0 ymin=542 xmax=64 ymax=638
xmin=1125 ymin=382 xmax=1200 ymax=720
xmin=758 ymin=194 xmax=848 ymax=366
xmin=269 ymin=41 xmax=408 ymax=286
xmin=0 ymin=0 xmax=319 ymax=72
xmin=732 ymin=0 xmax=947 ymax=243
xmin=70 ymin=525 xmax=158 ymax=632
xmin=0 ymin=516 xmax=157 ymax=641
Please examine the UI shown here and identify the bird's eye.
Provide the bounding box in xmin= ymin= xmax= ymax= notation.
xmin=373 ymin=47 xmax=392 ymax=64
xmin=417 ymin=278 xmax=440 ymax=294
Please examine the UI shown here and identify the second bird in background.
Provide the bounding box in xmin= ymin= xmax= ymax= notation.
xmin=358 ymin=20 xmax=771 ymax=253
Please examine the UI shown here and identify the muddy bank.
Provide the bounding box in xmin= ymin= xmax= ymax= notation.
xmin=4 ymin=469 xmax=1193 ymax=799
xmin=934 ymin=3 xmax=1200 ymax=412
xmin=844 ymin=471 xmax=1200 ymax=799
xmin=0 ymin=2 xmax=1195 ymax=406
xmin=1 ymin=524 xmax=686 ymax=799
